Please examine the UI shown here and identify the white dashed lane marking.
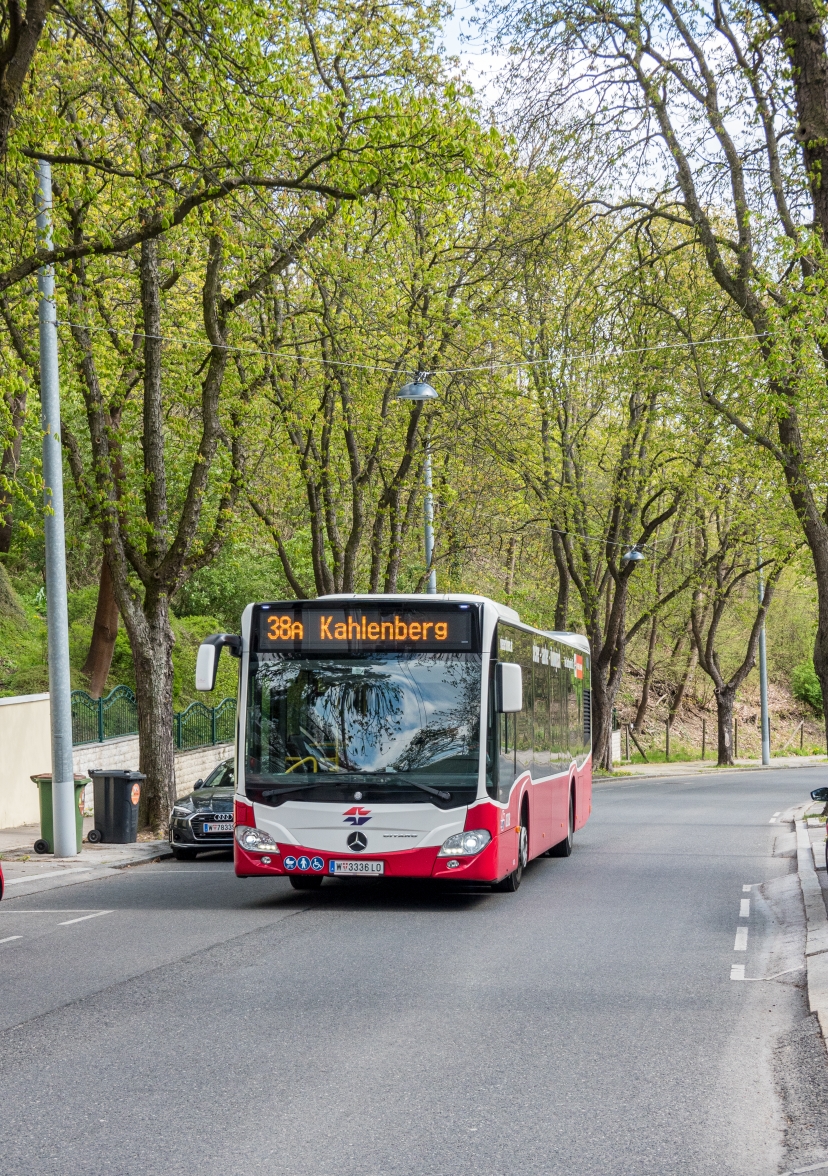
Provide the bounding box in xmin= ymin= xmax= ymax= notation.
xmin=0 ymin=935 xmax=22 ymax=945
xmin=730 ymin=964 xmax=745 ymax=981
xmin=57 ymin=910 xmax=113 ymax=926
xmin=734 ymin=926 xmax=748 ymax=951
xmin=740 ymin=899 xmax=750 ymax=918
xmin=743 ymin=884 xmax=752 ymax=892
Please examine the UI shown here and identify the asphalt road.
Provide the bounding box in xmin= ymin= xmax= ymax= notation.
xmin=2 ymin=767 xmax=828 ymax=1176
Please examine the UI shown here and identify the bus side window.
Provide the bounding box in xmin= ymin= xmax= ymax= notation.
xmin=499 ymin=711 xmax=516 ymax=802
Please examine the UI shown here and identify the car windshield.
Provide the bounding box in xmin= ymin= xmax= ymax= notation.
xmin=245 ymin=652 xmax=481 ymax=790
xmin=201 ymin=762 xmax=234 ymax=789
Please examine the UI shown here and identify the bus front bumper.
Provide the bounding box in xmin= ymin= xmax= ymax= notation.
xmin=234 ymin=836 xmax=502 ymax=882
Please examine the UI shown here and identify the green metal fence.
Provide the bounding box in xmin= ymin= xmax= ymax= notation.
xmin=71 ymin=687 xmax=236 ymax=750
xmin=173 ymin=696 xmax=237 ymax=750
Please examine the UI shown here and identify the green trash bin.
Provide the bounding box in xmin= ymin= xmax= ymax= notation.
xmin=30 ymin=773 xmax=90 ymax=855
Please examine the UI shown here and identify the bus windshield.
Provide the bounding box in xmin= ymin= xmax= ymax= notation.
xmin=245 ymin=651 xmax=481 ymax=803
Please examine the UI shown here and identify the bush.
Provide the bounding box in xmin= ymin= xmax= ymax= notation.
xmin=792 ymin=660 xmax=823 ymax=712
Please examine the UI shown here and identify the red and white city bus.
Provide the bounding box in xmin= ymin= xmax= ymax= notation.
xmin=195 ymin=594 xmax=591 ymax=893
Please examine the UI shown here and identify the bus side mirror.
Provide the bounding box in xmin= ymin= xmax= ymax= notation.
xmin=195 ymin=634 xmax=241 ymax=692
xmin=495 ymin=662 xmax=523 ymax=712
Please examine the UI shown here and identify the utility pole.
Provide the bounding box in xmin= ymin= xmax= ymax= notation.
xmin=397 ymin=372 xmax=438 ymax=594
xmin=758 ymin=548 xmax=770 ymax=766
xmin=424 ymin=439 xmax=436 ymax=595
xmin=36 ymin=159 xmax=77 ymax=857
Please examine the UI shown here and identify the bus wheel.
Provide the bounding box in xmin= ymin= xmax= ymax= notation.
xmin=548 ymin=790 xmax=574 ymax=857
xmin=494 ymin=823 xmax=528 ymax=892
xmin=289 ymin=875 xmax=324 ymax=890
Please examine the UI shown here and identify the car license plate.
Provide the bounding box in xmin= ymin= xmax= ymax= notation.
xmin=203 ymin=822 xmax=233 ymax=833
xmin=330 ymin=860 xmax=384 ymax=875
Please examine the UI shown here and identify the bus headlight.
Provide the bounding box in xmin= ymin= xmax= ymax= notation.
xmin=235 ymin=825 xmax=278 ymax=853
xmin=437 ymin=829 xmax=491 ymax=857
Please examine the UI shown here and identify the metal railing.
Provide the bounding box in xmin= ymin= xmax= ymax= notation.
xmin=174 ymin=696 xmax=236 ymax=750
xmin=71 ymin=687 xmax=236 ymax=750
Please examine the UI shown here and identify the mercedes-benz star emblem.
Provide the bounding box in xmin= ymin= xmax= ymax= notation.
xmin=347 ymin=831 xmax=368 ymax=852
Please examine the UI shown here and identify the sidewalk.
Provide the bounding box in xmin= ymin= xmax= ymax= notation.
xmin=0 ymin=817 xmax=171 ymax=899
xmin=793 ymin=808 xmax=828 ymax=1050
xmin=607 ymin=754 xmax=828 ymax=781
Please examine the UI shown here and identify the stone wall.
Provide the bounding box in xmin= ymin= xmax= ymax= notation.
xmin=0 ymin=689 xmax=234 ymax=829
xmin=72 ymin=736 xmax=234 ymax=811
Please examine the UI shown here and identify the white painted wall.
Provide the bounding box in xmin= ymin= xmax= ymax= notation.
xmin=0 ymin=690 xmax=233 ymax=828
xmin=611 ymin=729 xmax=622 ymax=764
xmin=0 ymin=693 xmax=51 ymax=828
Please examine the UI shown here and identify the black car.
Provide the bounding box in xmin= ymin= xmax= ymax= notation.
xmin=169 ymin=759 xmax=235 ymax=860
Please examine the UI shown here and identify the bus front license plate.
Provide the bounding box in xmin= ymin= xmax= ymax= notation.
xmin=330 ymin=860 xmax=384 ymax=875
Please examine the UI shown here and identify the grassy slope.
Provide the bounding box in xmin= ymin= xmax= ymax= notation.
xmin=0 ymin=574 xmax=237 ymax=706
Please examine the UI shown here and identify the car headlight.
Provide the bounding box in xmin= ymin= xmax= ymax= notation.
xmin=437 ymin=829 xmax=491 ymax=857
xmin=235 ymin=825 xmax=278 ymax=853
xmin=171 ymin=801 xmax=194 ymax=818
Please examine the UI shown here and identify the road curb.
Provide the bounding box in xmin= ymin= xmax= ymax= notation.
xmin=603 ymin=758 xmax=828 ymax=784
xmin=0 ymin=841 xmax=173 ymax=899
xmin=795 ymin=814 xmax=828 ymax=1049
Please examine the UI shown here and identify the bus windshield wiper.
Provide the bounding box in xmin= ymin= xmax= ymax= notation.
xmin=260 ymin=778 xmax=451 ymax=801
xmin=397 ymin=779 xmax=451 ymax=802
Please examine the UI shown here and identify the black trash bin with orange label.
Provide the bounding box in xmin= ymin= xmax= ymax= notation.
xmin=87 ymin=769 xmax=144 ymax=843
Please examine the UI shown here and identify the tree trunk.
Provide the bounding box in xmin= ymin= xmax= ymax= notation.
xmin=633 ymin=615 xmax=658 ymax=731
xmin=0 ymin=559 xmax=23 ymax=618
xmin=81 ymin=557 xmax=119 ymax=696
xmin=505 ymin=536 xmax=516 ymax=598
xmin=0 ymin=0 xmax=53 ymax=167
xmin=121 ymin=594 xmax=176 ymax=831
xmin=670 ymin=642 xmax=698 ymax=719
xmin=715 ymin=684 xmax=736 ymax=766
xmin=591 ymin=659 xmax=616 ymax=770
xmin=551 ymin=529 xmax=569 ymax=630
xmin=0 ymin=387 xmax=27 ymax=554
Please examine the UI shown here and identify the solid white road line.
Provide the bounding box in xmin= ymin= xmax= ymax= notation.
xmin=730 ymin=964 xmax=745 ymax=981
xmin=3 ymin=868 xmax=94 ymax=885
xmin=740 ymin=899 xmax=750 ymax=918
xmin=57 ymin=910 xmax=113 ymax=926
xmin=734 ymin=926 xmax=748 ymax=951
xmin=0 ymin=909 xmax=99 ymax=914
xmin=0 ymin=935 xmax=22 ymax=944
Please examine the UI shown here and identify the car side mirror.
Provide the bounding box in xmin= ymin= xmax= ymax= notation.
xmin=495 ymin=662 xmax=523 ymax=713
xmin=811 ymin=787 xmax=828 ymax=802
xmin=195 ymin=633 xmax=241 ymax=691
xmin=193 ymin=778 xmax=204 ymax=790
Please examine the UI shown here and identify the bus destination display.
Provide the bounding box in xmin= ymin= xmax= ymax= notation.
xmin=257 ymin=605 xmax=475 ymax=652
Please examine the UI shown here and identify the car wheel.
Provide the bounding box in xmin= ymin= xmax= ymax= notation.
xmin=548 ymin=790 xmax=574 ymax=857
xmin=289 ymin=875 xmax=324 ymax=890
xmin=87 ymin=828 xmax=103 ymax=844
xmin=173 ymin=847 xmax=197 ymax=861
xmin=34 ymin=839 xmax=50 ymax=855
xmin=494 ymin=821 xmax=528 ymax=892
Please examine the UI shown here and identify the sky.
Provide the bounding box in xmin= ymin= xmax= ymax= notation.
xmin=438 ymin=2 xmax=507 ymax=100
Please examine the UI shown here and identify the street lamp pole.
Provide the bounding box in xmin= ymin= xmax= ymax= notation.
xmin=397 ymin=372 xmax=438 ymax=595
xmin=423 ymin=440 xmax=436 ymax=594
xmin=36 ymin=159 xmax=77 ymax=857
xmin=758 ymin=549 xmax=770 ymax=766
